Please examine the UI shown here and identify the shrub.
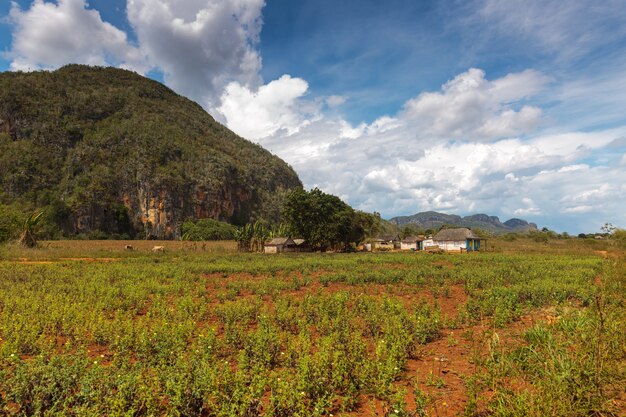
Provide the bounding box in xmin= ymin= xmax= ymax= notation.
xmin=181 ymin=218 xmax=237 ymax=241
xmin=0 ymin=203 xmax=25 ymax=242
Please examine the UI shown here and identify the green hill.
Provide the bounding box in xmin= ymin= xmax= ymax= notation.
xmin=0 ymin=65 xmax=302 ymax=239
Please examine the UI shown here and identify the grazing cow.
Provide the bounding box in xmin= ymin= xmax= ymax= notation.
xmin=151 ymin=246 xmax=165 ymax=253
xmin=125 ymin=245 xmax=134 ymax=251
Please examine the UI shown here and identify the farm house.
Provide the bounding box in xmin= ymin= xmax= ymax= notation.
xmin=400 ymin=235 xmax=424 ymax=251
xmin=432 ymin=228 xmax=482 ymax=252
xmin=422 ymin=236 xmax=436 ymax=249
xmin=264 ymin=237 xmax=296 ymax=253
xmin=293 ymin=239 xmax=312 ymax=252
xmin=374 ymin=234 xmax=401 ymax=250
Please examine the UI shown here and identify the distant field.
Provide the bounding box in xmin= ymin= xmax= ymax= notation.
xmin=0 ymin=239 xmax=624 ymax=416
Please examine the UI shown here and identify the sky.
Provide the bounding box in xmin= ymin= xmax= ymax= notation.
xmin=1 ymin=0 xmax=626 ymax=234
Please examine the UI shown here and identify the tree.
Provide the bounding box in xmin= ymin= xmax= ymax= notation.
xmin=181 ymin=218 xmax=237 ymax=241
xmin=601 ymin=222 xmax=616 ymax=238
xmin=283 ymin=188 xmax=367 ymax=251
xmin=401 ymin=225 xmax=416 ymax=239
xmin=19 ymin=211 xmax=44 ymax=248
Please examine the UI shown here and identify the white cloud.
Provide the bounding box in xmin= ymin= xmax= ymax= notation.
xmin=514 ymin=198 xmax=541 ymax=216
xmin=8 ymin=0 xmax=267 ymax=109
xmin=401 ymin=68 xmax=545 ymax=141
xmin=127 ymin=0 xmax=265 ymax=108
xmin=326 ymin=95 xmax=346 ymax=108
xmin=8 ymin=0 xmax=145 ymax=72
xmin=562 ymin=205 xmax=594 ymax=214
xmin=218 ymin=75 xmax=312 ymax=140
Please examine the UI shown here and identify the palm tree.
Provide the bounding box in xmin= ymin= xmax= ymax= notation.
xmin=19 ymin=211 xmax=44 ymax=248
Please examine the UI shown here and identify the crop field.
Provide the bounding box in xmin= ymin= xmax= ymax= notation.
xmin=0 ymin=240 xmax=624 ymax=416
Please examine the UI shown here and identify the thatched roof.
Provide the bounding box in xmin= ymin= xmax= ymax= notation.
xmin=433 ymin=228 xmax=481 ymax=241
xmin=266 ymin=237 xmax=295 ymax=246
xmin=377 ymin=234 xmax=401 ymax=242
xmin=293 ymin=239 xmax=306 ymax=246
xmin=402 ymin=235 xmax=424 ymax=243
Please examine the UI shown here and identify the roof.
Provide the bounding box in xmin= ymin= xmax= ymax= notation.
xmin=266 ymin=237 xmax=295 ymax=246
xmin=377 ymin=234 xmax=401 ymax=242
xmin=402 ymin=235 xmax=424 ymax=243
xmin=293 ymin=239 xmax=307 ymax=245
xmin=433 ymin=228 xmax=481 ymax=241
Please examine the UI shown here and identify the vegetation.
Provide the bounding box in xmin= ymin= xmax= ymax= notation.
xmin=235 ymin=222 xmax=290 ymax=252
xmin=283 ymin=188 xmax=381 ymax=251
xmin=0 ymin=65 xmax=301 ymax=239
xmin=0 ymin=202 xmax=24 ymax=243
xmin=181 ymin=218 xmax=237 ymax=241
xmin=17 ymin=211 xmax=44 ymax=248
xmin=0 ymin=237 xmax=623 ymax=416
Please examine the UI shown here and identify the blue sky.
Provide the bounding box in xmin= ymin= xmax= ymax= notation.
xmin=1 ymin=0 xmax=626 ymax=233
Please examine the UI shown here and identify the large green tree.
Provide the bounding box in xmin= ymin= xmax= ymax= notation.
xmin=283 ymin=188 xmax=376 ymax=251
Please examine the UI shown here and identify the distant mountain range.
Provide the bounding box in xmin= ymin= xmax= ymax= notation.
xmin=388 ymin=211 xmax=538 ymax=234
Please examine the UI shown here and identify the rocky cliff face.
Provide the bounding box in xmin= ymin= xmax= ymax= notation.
xmin=0 ymin=65 xmax=302 ymax=238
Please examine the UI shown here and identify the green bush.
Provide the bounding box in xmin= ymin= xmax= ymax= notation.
xmin=0 ymin=203 xmax=26 ymax=242
xmin=181 ymin=218 xmax=236 ymax=241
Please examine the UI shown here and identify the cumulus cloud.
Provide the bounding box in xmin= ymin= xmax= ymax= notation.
xmin=401 ymin=68 xmax=546 ymax=141
xmin=8 ymin=0 xmax=266 ymax=109
xmin=218 ymin=75 xmax=313 ymax=140
xmin=8 ymin=0 xmax=145 ymax=72
xmin=127 ymin=0 xmax=265 ymax=107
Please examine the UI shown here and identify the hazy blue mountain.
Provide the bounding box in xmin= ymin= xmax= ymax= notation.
xmin=388 ymin=211 xmax=537 ymax=234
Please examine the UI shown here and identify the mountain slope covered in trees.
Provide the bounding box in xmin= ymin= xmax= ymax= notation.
xmin=0 ymin=65 xmax=302 ymax=238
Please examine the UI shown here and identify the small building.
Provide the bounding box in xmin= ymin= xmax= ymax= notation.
xmin=264 ymin=237 xmax=296 ymax=253
xmin=374 ymin=234 xmax=401 ymax=250
xmin=293 ymin=238 xmax=312 ymax=252
xmin=422 ymin=236 xmax=436 ymax=249
xmin=432 ymin=228 xmax=482 ymax=252
xmin=400 ymin=235 xmax=425 ymax=251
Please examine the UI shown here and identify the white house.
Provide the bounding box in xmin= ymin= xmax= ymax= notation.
xmin=400 ymin=236 xmax=424 ymax=251
xmin=422 ymin=237 xmax=435 ymax=249
xmin=432 ymin=228 xmax=482 ymax=252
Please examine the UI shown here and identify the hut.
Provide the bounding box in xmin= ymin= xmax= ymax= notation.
xmin=432 ymin=228 xmax=482 ymax=252
xmin=293 ymin=238 xmax=312 ymax=252
xmin=400 ymin=235 xmax=424 ymax=251
xmin=374 ymin=234 xmax=401 ymax=250
xmin=264 ymin=237 xmax=296 ymax=254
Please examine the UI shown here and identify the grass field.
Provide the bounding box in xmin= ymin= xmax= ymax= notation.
xmin=0 ymin=239 xmax=624 ymax=416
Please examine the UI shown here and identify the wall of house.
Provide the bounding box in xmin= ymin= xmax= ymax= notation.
xmin=376 ymin=243 xmax=394 ymax=250
xmin=264 ymin=245 xmax=278 ymax=254
xmin=435 ymin=240 xmax=467 ymax=251
xmin=400 ymin=242 xmax=418 ymax=250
